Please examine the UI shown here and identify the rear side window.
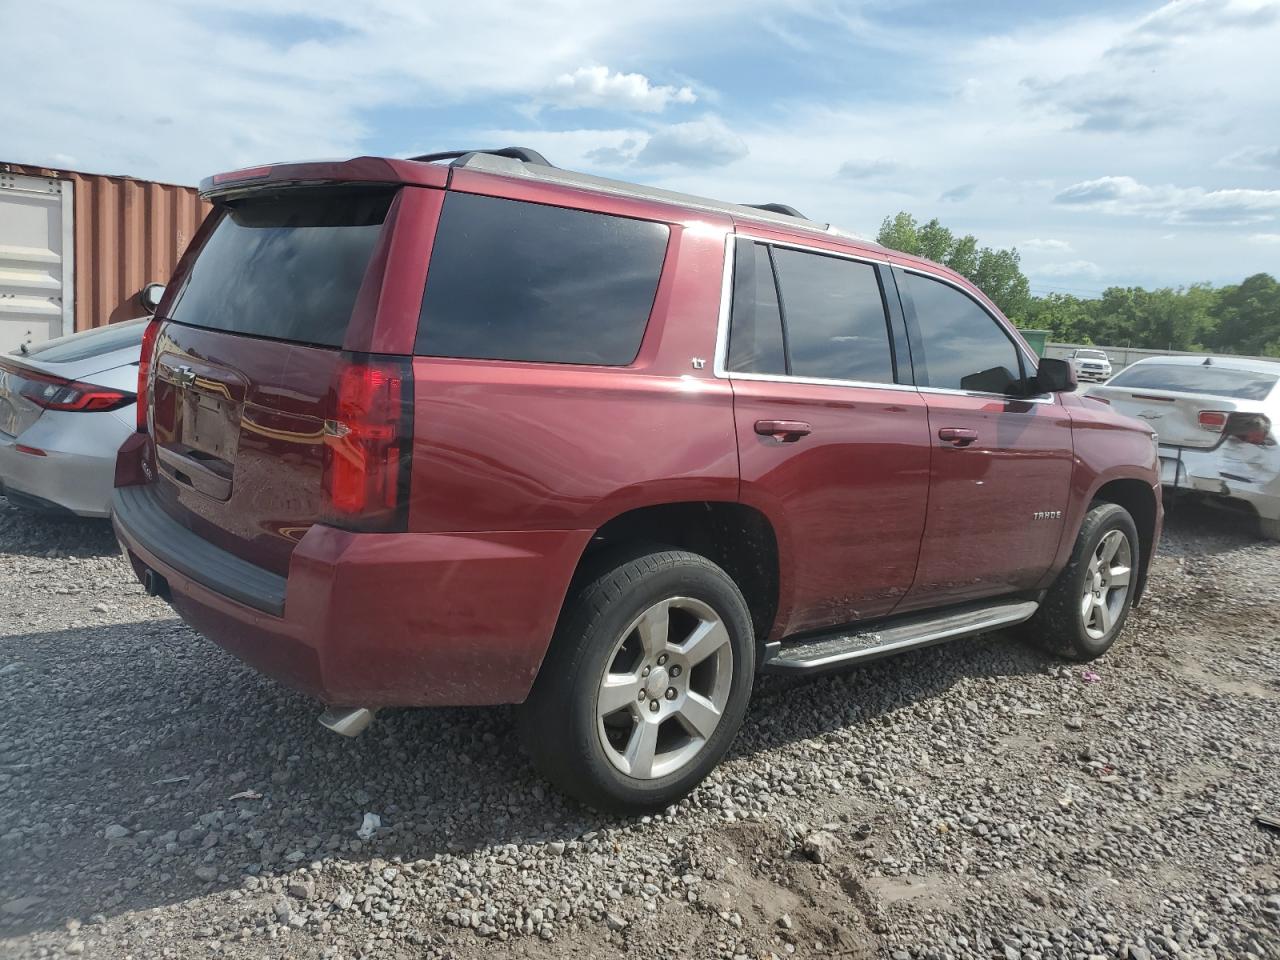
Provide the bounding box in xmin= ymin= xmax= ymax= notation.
xmin=1107 ymin=363 xmax=1278 ymax=400
xmin=770 ymin=249 xmax=894 ymax=383
xmin=727 ymin=243 xmax=786 ymax=375
xmin=417 ymin=193 xmax=670 ymax=365
xmin=168 ymin=189 xmax=393 ymax=347
xmin=903 ymin=272 xmax=1023 ymax=394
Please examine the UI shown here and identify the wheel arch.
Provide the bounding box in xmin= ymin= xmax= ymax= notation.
xmin=571 ymin=501 xmax=781 ymax=657
xmin=1089 ymin=477 xmax=1159 ymax=604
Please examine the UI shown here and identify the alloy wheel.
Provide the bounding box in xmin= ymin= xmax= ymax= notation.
xmin=1081 ymin=529 xmax=1132 ymax=640
xmin=596 ymin=596 xmax=734 ymax=780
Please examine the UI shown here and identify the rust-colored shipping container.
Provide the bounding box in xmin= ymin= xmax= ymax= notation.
xmin=0 ymin=161 xmax=209 ymax=352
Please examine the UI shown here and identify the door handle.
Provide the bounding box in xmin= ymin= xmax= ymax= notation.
xmin=938 ymin=427 xmax=978 ymax=447
xmin=755 ymin=420 xmax=812 ymax=443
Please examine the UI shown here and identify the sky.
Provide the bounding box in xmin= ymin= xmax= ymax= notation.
xmin=2 ymin=0 xmax=1278 ymax=297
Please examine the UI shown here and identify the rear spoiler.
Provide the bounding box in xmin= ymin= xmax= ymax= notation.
xmin=199 ymin=157 xmax=448 ymax=200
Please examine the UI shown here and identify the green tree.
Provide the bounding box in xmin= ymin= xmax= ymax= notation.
xmin=1208 ymin=273 xmax=1280 ymax=357
xmin=875 ymin=212 xmax=1030 ymax=321
xmin=1092 ymin=285 xmax=1216 ymax=352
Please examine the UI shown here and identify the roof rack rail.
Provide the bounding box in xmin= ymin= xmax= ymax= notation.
xmin=742 ymin=202 xmax=807 ymax=219
xmin=410 ymin=146 xmax=553 ymax=167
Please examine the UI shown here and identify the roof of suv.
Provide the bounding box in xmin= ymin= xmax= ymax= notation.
xmin=202 ymin=146 xmax=882 ymax=250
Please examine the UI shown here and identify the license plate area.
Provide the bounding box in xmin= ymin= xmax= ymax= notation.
xmin=153 ymin=356 xmax=247 ymax=502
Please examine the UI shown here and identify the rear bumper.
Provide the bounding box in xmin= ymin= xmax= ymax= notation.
xmin=1159 ymin=443 xmax=1280 ymax=520
xmin=0 ymin=408 xmax=133 ymax=517
xmin=112 ymin=483 xmax=592 ymax=706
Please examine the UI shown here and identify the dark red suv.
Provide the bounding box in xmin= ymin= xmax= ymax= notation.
xmin=113 ymin=148 xmax=1162 ymax=812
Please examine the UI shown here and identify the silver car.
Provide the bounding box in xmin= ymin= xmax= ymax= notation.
xmin=0 ymin=319 xmax=145 ymax=517
xmin=1086 ymin=355 xmax=1280 ymax=539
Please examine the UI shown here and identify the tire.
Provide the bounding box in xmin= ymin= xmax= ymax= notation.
xmin=1021 ymin=501 xmax=1140 ymax=661
xmin=517 ymin=545 xmax=756 ymax=814
xmin=1258 ymin=516 xmax=1280 ymax=542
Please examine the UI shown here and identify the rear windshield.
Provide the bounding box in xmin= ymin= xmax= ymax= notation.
xmin=1107 ymin=362 xmax=1279 ymax=400
xmin=19 ymin=317 xmax=147 ymax=362
xmin=167 ymin=188 xmax=393 ymax=347
xmin=417 ymin=193 xmax=669 ymax=365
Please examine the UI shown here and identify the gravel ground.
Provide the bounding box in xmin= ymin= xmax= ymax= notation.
xmin=0 ymin=498 xmax=1277 ymax=960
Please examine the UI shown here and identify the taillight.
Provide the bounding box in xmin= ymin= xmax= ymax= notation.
xmin=1224 ymin=412 xmax=1273 ymax=446
xmin=321 ymin=353 xmax=413 ymax=531
xmin=136 ymin=318 xmax=162 ymax=432
xmin=20 ymin=376 xmax=133 ymax=412
xmin=1197 ymin=410 xmax=1228 ymax=432
xmin=0 ymin=360 xmax=134 ymax=413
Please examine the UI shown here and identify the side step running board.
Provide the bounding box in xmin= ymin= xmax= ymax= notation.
xmin=761 ymin=599 xmax=1039 ymax=676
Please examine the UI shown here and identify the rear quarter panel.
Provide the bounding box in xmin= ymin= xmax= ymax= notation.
xmin=406 ymin=195 xmax=739 ymax=535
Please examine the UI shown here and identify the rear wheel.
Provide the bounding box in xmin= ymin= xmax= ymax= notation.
xmin=518 ymin=547 xmax=755 ymax=814
xmin=1022 ymin=502 xmax=1139 ymax=661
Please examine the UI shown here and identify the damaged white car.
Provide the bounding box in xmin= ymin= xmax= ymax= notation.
xmin=1086 ymin=355 xmax=1280 ymax=539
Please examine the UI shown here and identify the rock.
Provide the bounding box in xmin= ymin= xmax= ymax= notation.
xmin=356 ymin=812 xmax=380 ymax=840
xmin=1065 ymin=716 xmax=1084 ymax=731
xmin=605 ymin=912 xmax=628 ymax=931
xmin=65 ymin=942 xmax=84 ymax=956
xmin=1127 ymin=947 xmax=1153 ymax=960
xmin=194 ymin=866 xmax=218 ymax=882
xmin=802 ymin=830 xmax=839 ymax=864
xmin=287 ymin=880 xmax=315 ymax=900
xmin=103 ymin=824 xmax=130 ymax=840
xmin=332 ymin=890 xmax=354 ymax=911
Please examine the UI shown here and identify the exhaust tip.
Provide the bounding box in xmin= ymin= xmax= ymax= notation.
xmin=319 ymin=706 xmax=376 ymax=737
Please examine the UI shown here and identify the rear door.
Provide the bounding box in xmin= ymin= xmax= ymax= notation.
xmin=894 ymin=267 xmax=1074 ymax=610
xmin=148 ymin=185 xmax=402 ymax=575
xmin=725 ymin=237 xmax=930 ymax=634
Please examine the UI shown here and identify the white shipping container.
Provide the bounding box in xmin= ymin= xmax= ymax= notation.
xmin=0 ymin=171 xmax=74 ymax=353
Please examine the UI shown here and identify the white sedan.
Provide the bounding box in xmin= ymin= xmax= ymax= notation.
xmin=0 ymin=319 xmax=145 ymax=517
xmin=1086 ymin=355 xmax=1280 ymax=539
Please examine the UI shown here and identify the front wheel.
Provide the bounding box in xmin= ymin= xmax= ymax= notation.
xmin=1021 ymin=501 xmax=1140 ymax=661
xmin=517 ymin=547 xmax=755 ymax=814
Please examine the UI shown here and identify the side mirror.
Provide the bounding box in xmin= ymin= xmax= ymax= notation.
xmin=139 ymin=282 xmax=166 ymax=314
xmin=1032 ymin=356 xmax=1077 ymax=394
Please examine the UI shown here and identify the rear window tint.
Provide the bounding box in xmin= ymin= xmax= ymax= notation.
xmin=771 ymin=248 xmax=894 ymax=383
xmin=1107 ymin=362 xmax=1279 ymax=400
xmin=727 ymin=243 xmax=786 ymax=375
xmin=417 ymin=193 xmax=669 ymax=365
xmin=167 ymin=189 xmax=392 ymax=347
xmin=19 ymin=317 xmax=147 ymax=362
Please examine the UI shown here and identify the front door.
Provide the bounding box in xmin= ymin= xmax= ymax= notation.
xmin=724 ymin=237 xmax=931 ymax=636
xmin=892 ymin=267 xmax=1074 ymax=609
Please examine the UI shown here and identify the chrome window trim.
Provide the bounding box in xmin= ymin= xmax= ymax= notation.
xmin=712 ymin=236 xmax=1061 ymax=405
xmin=728 ymin=369 xmax=921 ymax=394
xmin=712 ymin=233 xmax=905 ymax=393
xmin=897 ymin=264 xmax=1043 ymax=380
xmin=916 ymin=385 xmax=1058 ymax=405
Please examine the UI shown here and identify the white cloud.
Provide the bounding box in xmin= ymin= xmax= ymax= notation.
xmin=545 ymin=66 xmax=695 ymax=113
xmin=1035 ymin=260 xmax=1103 ymax=278
xmin=0 ymin=0 xmax=771 ymax=183
xmin=1055 ymin=176 xmax=1280 ymax=225
xmin=837 ymin=158 xmax=901 ymax=179
xmin=1022 ymin=239 xmax=1074 ymax=253
xmin=635 ymin=116 xmax=748 ymax=168
xmin=1219 ymin=145 xmax=1280 ymax=171
xmin=1250 ymin=232 xmax=1280 ymax=244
